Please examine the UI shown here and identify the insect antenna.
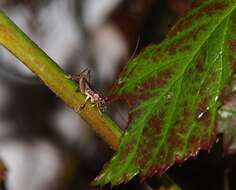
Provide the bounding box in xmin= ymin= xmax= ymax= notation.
xmin=127 ymin=36 xmax=140 ymax=63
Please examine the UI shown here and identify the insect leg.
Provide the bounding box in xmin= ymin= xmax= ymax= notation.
xmin=66 ymin=74 xmax=80 ymax=82
xmin=66 ymin=68 xmax=90 ymax=82
xmin=98 ymin=108 xmax=102 ymax=115
xmin=87 ymin=69 xmax=91 ymax=83
xmin=79 ymin=95 xmax=90 ymax=110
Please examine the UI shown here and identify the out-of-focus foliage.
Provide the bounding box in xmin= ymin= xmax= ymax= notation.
xmin=218 ymin=78 xmax=236 ymax=154
xmin=0 ymin=159 xmax=6 ymax=190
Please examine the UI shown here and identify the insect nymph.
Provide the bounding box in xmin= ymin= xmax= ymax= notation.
xmin=67 ymin=68 xmax=107 ymax=112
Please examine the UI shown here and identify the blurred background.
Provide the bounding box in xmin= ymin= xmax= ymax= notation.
xmin=0 ymin=0 xmax=235 ymax=190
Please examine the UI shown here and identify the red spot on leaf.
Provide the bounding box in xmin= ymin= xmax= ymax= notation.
xmin=179 ymin=44 xmax=192 ymax=52
xmin=168 ymin=43 xmax=178 ymax=55
xmin=120 ymin=141 xmax=134 ymax=161
xmin=154 ymin=51 xmax=165 ymax=62
xmin=141 ymin=68 xmax=174 ymax=91
xmin=229 ymin=40 xmax=236 ymax=52
xmin=191 ymin=0 xmax=205 ymax=8
xmin=196 ymin=60 xmax=204 ymax=72
xmin=200 ymin=133 xmax=217 ymax=150
xmin=137 ymin=126 xmax=160 ymax=168
xmin=231 ymin=59 xmax=236 ymax=70
xmin=149 ymin=115 xmax=163 ymax=133
xmin=137 ymin=150 xmax=151 ymax=169
xmin=201 ymin=2 xmax=226 ymax=16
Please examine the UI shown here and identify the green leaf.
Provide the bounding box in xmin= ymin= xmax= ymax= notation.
xmin=94 ymin=0 xmax=236 ymax=186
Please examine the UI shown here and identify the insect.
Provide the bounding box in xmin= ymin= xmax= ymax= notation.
xmin=66 ymin=68 xmax=108 ymax=112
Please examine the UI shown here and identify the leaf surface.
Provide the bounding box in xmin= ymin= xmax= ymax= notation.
xmin=94 ymin=0 xmax=236 ymax=185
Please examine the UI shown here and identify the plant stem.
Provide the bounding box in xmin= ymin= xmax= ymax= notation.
xmin=0 ymin=10 xmax=122 ymax=150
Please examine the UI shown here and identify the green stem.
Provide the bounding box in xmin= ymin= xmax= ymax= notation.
xmin=0 ymin=10 xmax=122 ymax=150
